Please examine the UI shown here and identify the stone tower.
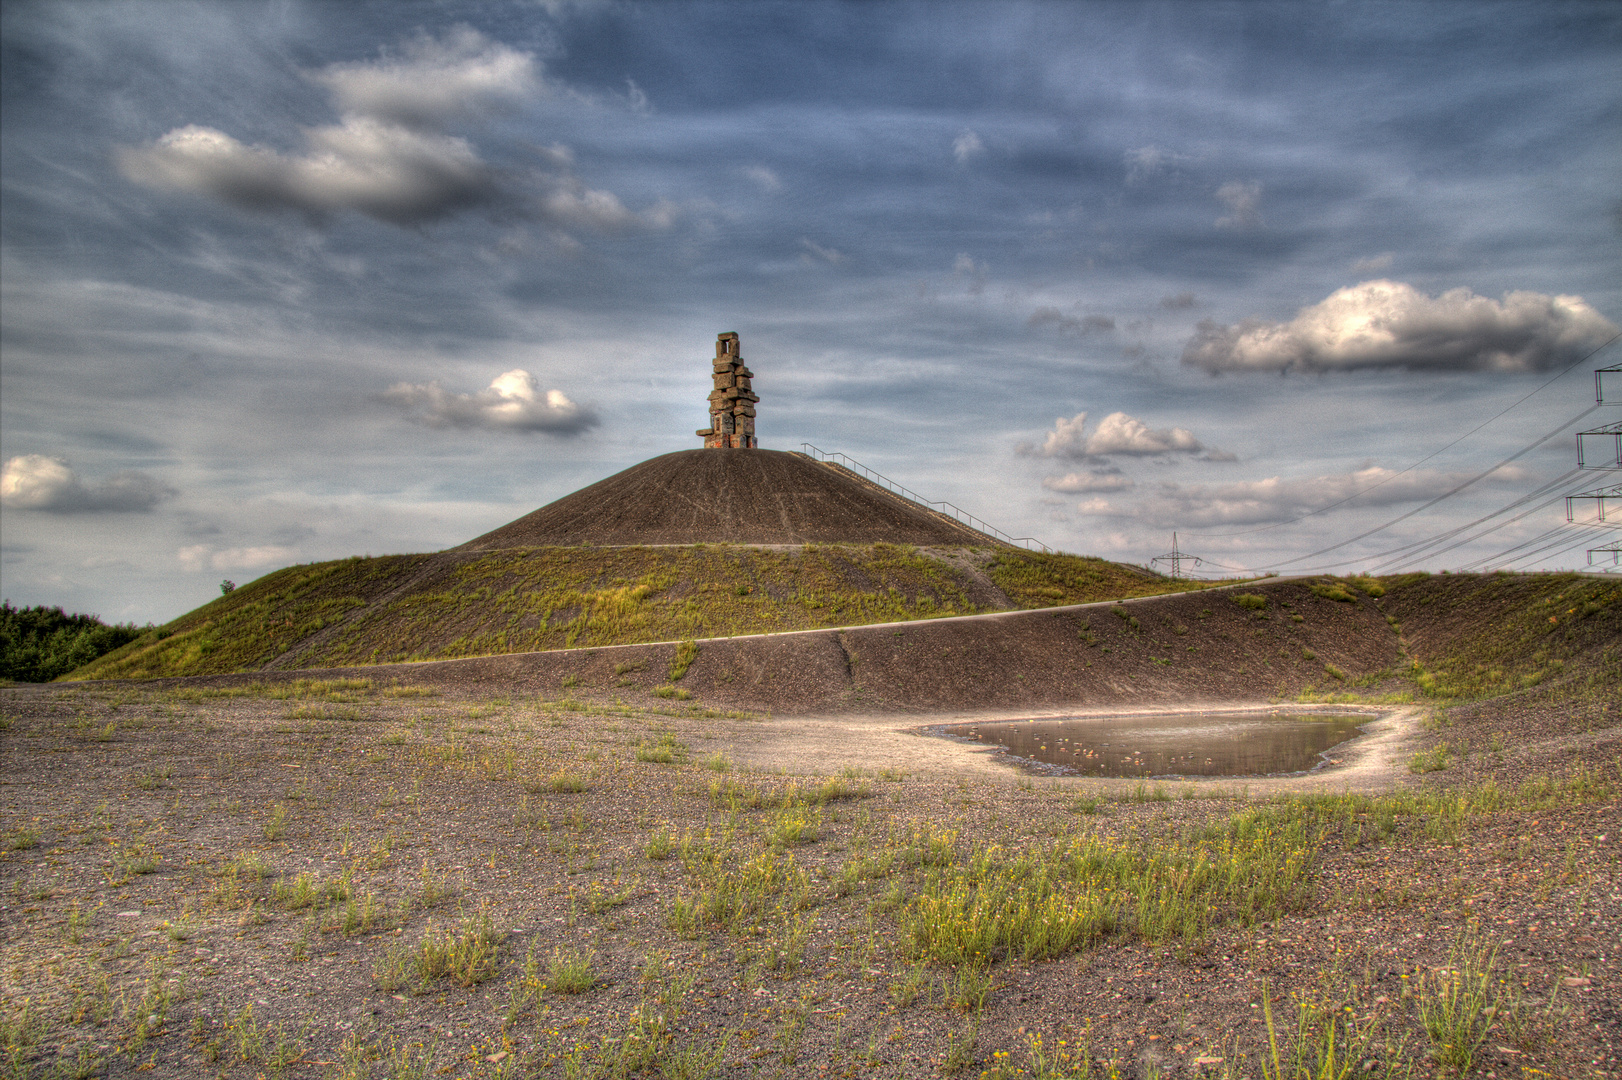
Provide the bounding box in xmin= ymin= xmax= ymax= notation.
xmin=697 ymin=332 xmax=759 ymax=448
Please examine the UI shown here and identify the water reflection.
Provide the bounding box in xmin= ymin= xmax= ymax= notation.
xmin=939 ymin=712 xmax=1369 ymax=777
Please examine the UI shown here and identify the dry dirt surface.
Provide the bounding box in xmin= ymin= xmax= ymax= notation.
xmin=1 ymin=670 xmax=1616 ymax=1080
xmin=455 ymin=450 xmax=995 ymax=549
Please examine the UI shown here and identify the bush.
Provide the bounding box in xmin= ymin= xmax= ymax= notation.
xmin=1233 ymin=593 xmax=1268 ymax=611
xmin=0 ymin=602 xmax=147 ymax=682
xmin=1349 ymin=577 xmax=1385 ymax=598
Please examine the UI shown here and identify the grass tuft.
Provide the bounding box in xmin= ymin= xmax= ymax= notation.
xmin=1408 ymin=744 xmax=1451 ymax=774
xmin=669 ymin=639 xmax=699 ymax=681
xmin=547 ymin=771 xmax=587 ymax=793
xmin=1414 ymin=928 xmax=1500 ymax=1073
xmin=544 ymin=948 xmax=597 ymax=995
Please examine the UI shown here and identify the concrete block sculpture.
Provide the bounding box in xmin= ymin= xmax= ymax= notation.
xmin=697 ymin=331 xmax=759 ymax=448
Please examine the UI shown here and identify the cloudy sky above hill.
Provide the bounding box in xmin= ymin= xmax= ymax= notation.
xmin=2 ymin=1 xmax=1619 ymax=622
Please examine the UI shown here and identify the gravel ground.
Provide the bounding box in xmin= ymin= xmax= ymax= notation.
xmin=1 ymin=674 xmax=1615 ymax=1080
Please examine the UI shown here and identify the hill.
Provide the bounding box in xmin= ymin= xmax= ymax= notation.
xmin=76 ymin=571 xmax=1614 ymax=719
xmin=67 ymin=545 xmax=1220 ymax=681
xmin=70 ymin=445 xmax=1235 ymax=682
xmin=457 ymin=449 xmax=1004 ymax=548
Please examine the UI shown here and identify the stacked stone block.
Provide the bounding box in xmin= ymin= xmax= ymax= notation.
xmin=696 ymin=331 xmax=759 ymax=449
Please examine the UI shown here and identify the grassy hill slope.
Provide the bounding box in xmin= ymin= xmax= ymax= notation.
xmin=1378 ymin=571 xmax=1620 ymax=704
xmin=69 ymin=544 xmax=1225 ymax=681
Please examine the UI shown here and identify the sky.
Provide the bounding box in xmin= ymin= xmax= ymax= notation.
xmin=2 ymin=1 xmax=1619 ymax=624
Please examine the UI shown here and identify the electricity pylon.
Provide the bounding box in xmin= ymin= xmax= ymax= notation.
xmin=1151 ymin=533 xmax=1203 ymax=579
xmin=1566 ymin=365 xmax=1620 ymax=571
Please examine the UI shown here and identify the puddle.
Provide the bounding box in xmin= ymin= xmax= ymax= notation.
xmin=932 ymin=711 xmax=1371 ymax=778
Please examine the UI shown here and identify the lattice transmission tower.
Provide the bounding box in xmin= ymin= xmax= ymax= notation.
xmin=1567 ymin=364 xmax=1621 ymax=571
xmin=1150 ymin=533 xmax=1204 ymax=579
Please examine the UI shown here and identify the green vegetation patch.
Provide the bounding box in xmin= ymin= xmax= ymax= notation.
xmin=985 ymin=550 xmax=1223 ymax=608
xmin=321 ymin=543 xmax=998 ymax=666
xmin=1382 ymin=573 xmax=1620 ymax=702
xmin=64 ymin=542 xmax=1245 ymax=681
xmin=898 ymin=806 xmax=1318 ymax=964
xmin=1310 ymin=581 xmax=1359 ymax=603
xmin=69 ymin=555 xmax=429 ymax=680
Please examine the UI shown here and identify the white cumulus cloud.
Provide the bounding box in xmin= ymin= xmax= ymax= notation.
xmin=119 ymin=119 xmax=497 ymax=226
xmin=1123 ymin=145 xmax=1186 ymax=184
xmin=118 ymin=26 xmax=662 ymax=232
xmin=1018 ymin=412 xmax=1208 ymax=460
xmin=1182 ymin=280 xmax=1620 ymax=375
xmin=952 ymin=253 xmax=987 ymax=295
xmin=743 ymin=165 xmax=782 ymax=192
xmin=380 ymin=369 xmax=598 ymax=433
xmin=311 ymin=26 xmax=540 ymax=129
xmin=799 ymin=238 xmax=845 ymax=265
xmin=1 ymin=455 xmax=174 ymax=513
xmin=539 ymin=181 xmax=642 ymax=231
xmin=1085 ymin=412 xmax=1204 ymax=455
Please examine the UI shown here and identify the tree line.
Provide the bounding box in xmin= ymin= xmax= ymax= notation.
xmin=0 ymin=601 xmax=148 ymax=682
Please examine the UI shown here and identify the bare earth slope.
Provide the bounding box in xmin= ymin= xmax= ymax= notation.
xmin=456 ymin=449 xmax=997 ymax=548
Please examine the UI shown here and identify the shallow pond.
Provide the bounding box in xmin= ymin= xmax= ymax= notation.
xmin=936 ymin=711 xmax=1370 ymax=777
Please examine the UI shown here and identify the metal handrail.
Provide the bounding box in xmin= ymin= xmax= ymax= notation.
xmin=799 ymin=443 xmax=1051 ymax=553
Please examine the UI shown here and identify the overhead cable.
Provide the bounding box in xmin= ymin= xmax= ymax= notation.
xmin=1208 ymin=403 xmax=1601 ymax=575
xmin=1183 ymin=333 xmax=1622 ymax=540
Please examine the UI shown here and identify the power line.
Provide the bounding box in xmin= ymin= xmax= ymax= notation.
xmin=1182 ymin=333 xmax=1622 ymax=540
xmin=1454 ymin=520 xmax=1579 ymax=572
xmin=1479 ymin=522 xmax=1614 ymax=573
xmin=1368 ymin=469 xmax=1584 ymax=573
xmin=1454 ymin=513 xmax=1616 ymax=573
xmin=1209 ymin=403 xmax=1601 ymax=574
xmin=1243 ymin=479 xmax=1573 ymax=577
